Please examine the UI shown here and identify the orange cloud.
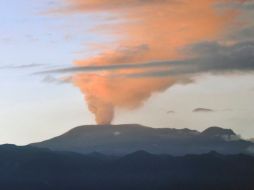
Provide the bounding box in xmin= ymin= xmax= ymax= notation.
xmin=62 ymin=0 xmax=244 ymax=124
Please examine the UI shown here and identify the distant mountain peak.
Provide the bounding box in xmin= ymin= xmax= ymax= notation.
xmin=201 ymin=126 xmax=235 ymax=136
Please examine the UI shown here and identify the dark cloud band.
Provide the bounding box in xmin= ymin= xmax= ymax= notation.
xmin=38 ymin=41 xmax=254 ymax=77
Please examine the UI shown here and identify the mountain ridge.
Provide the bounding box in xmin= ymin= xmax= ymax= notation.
xmin=30 ymin=124 xmax=254 ymax=156
xmin=1 ymin=144 xmax=254 ymax=190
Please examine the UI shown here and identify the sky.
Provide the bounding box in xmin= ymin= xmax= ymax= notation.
xmin=0 ymin=0 xmax=254 ymax=145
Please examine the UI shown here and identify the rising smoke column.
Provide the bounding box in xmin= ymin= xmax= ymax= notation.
xmin=63 ymin=0 xmax=244 ymax=124
xmin=73 ymin=73 xmax=177 ymax=124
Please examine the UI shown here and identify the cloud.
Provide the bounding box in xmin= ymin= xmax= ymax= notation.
xmin=0 ymin=64 xmax=44 ymax=70
xmin=38 ymin=60 xmax=173 ymax=74
xmin=241 ymin=1 xmax=254 ymax=10
xmin=221 ymin=134 xmax=241 ymax=141
xmin=193 ymin=107 xmax=233 ymax=113
xmin=229 ymin=27 xmax=254 ymax=42
xmin=59 ymin=0 xmax=247 ymax=13
xmin=56 ymin=0 xmax=175 ymax=13
xmin=193 ymin=108 xmax=215 ymax=113
xmin=127 ymin=41 xmax=254 ymax=77
xmin=42 ymin=75 xmax=73 ymax=84
xmin=42 ymin=75 xmax=61 ymax=83
xmin=41 ymin=41 xmax=254 ymax=76
xmin=48 ymin=0 xmax=250 ymax=124
xmin=247 ymin=145 xmax=254 ymax=154
xmin=0 ymin=37 xmax=13 ymax=44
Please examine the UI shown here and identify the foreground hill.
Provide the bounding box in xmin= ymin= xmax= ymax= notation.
xmin=0 ymin=144 xmax=254 ymax=190
xmin=31 ymin=124 xmax=254 ymax=155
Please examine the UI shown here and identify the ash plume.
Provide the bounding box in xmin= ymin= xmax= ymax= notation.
xmin=55 ymin=0 xmax=247 ymax=124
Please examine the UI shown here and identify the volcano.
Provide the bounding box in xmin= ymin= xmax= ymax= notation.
xmin=31 ymin=124 xmax=253 ymax=155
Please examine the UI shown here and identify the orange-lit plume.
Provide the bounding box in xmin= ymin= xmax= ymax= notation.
xmin=63 ymin=0 xmax=243 ymax=124
xmin=73 ymin=74 xmax=177 ymax=124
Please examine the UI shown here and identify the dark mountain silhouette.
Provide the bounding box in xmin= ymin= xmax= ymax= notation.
xmin=31 ymin=124 xmax=254 ymax=155
xmin=0 ymin=144 xmax=254 ymax=190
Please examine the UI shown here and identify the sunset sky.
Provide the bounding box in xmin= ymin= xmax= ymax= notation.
xmin=0 ymin=0 xmax=254 ymax=145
